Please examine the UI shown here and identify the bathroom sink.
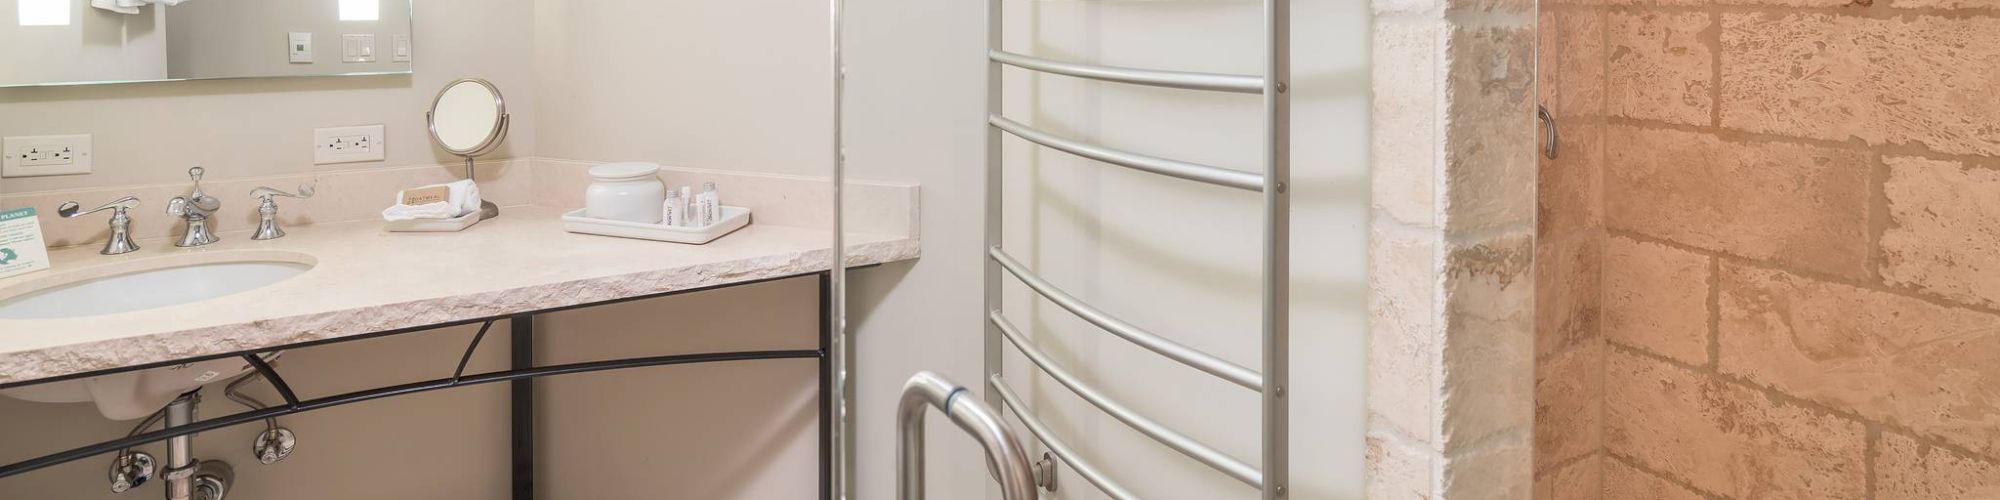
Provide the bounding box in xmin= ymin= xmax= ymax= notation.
xmin=0 ymin=256 xmax=312 ymax=320
xmin=0 ymin=252 xmax=314 ymax=419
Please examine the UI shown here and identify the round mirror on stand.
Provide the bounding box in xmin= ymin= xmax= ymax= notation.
xmin=426 ymin=78 xmax=510 ymax=220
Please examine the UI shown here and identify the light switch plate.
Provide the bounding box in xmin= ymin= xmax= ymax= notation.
xmin=288 ymin=32 xmax=313 ymax=63
xmin=313 ymin=125 xmax=386 ymax=165
xmin=3 ymin=135 xmax=92 ymax=178
xmin=392 ymin=35 xmax=411 ymax=62
xmin=342 ymin=34 xmax=376 ymax=63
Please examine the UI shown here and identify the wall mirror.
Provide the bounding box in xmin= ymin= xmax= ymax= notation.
xmin=0 ymin=0 xmax=414 ymax=88
xmin=426 ymin=78 xmax=507 ymax=219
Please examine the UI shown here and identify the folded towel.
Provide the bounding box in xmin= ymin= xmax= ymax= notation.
xmin=382 ymin=179 xmax=482 ymax=221
xmin=90 ymin=0 xmax=140 ymax=14
xmin=91 ymin=0 xmax=193 ymax=15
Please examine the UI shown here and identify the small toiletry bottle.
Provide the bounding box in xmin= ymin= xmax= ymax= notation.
xmin=663 ymin=189 xmax=684 ymax=226
xmin=677 ymin=186 xmax=693 ymax=226
xmin=698 ymin=182 xmax=720 ymax=226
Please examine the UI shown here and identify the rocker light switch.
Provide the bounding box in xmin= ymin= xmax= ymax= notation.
xmin=342 ymin=34 xmax=376 ymax=63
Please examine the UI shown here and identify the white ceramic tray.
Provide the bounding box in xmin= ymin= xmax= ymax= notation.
xmin=385 ymin=211 xmax=481 ymax=232
xmin=561 ymin=206 xmax=751 ymax=244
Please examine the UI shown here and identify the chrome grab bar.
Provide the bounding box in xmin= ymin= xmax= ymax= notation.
xmin=897 ymin=371 xmax=1039 ymax=500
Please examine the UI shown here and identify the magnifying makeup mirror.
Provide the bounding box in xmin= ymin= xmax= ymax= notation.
xmin=427 ymin=78 xmax=510 ymax=220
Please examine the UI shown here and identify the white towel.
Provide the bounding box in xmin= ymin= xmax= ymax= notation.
xmin=90 ymin=0 xmax=140 ymax=14
xmin=92 ymin=0 xmax=193 ymax=15
xmin=382 ymin=179 xmax=482 ymax=221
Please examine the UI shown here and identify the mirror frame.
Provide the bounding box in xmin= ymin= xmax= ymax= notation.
xmin=425 ymin=78 xmax=511 ymax=158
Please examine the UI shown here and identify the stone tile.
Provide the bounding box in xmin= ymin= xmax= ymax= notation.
xmin=1602 ymin=236 xmax=1710 ymax=365
xmin=1882 ymin=156 xmax=2000 ymax=310
xmin=1441 ymin=232 xmax=1536 ymax=446
xmin=1891 ymin=0 xmax=2000 ymax=9
xmin=1604 ymin=349 xmax=1867 ymax=499
xmin=1443 ymin=24 xmax=1539 ymax=237
xmin=1721 ymin=13 xmax=2000 ymax=156
xmin=1376 ymin=0 xmax=1440 ymax=15
xmin=1534 ymin=454 xmax=1602 ymax=500
xmin=1877 ymin=432 xmax=2000 ymax=500
xmin=1368 ymin=432 xmax=1437 ymax=500
xmin=1603 ymin=458 xmax=1707 ymax=500
xmin=1442 ymin=434 xmax=1534 ymax=500
xmin=1374 ymin=20 xmax=1440 ymax=228
xmin=1718 ymin=262 xmax=2000 ymax=458
xmin=1448 ymin=0 xmax=1533 ymax=15
xmin=1608 ymin=11 xmax=1713 ymax=126
xmin=1372 ymin=225 xmax=1440 ymax=443
xmin=1607 ymin=0 xmax=1707 ymax=6
xmin=1536 ymin=342 xmax=1604 ymax=468
xmin=1538 ymin=120 xmax=1603 ymax=240
xmin=1716 ymin=0 xmax=1858 ymax=7
xmin=1536 ymin=234 xmax=1601 ymax=357
xmin=1603 ymin=125 xmax=1871 ymax=279
xmin=1545 ymin=11 xmax=1607 ymax=118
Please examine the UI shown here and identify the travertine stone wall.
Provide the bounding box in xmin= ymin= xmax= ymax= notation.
xmin=1369 ymin=0 xmax=1541 ymax=492
xmin=1533 ymin=0 xmax=2000 ymax=496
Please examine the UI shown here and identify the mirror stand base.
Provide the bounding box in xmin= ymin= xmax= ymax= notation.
xmin=479 ymin=201 xmax=500 ymax=220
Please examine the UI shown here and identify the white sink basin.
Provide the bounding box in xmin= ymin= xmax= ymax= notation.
xmin=0 ymin=251 xmax=315 ymax=419
xmin=0 ymin=259 xmax=311 ymax=320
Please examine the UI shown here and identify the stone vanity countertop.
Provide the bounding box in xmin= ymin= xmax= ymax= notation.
xmin=0 ymin=206 xmax=918 ymax=386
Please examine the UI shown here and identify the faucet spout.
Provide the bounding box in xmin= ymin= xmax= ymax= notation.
xmin=169 ymin=167 xmax=223 ymax=247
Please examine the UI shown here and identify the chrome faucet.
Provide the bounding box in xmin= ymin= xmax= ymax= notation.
xmin=58 ymin=196 xmax=141 ymax=255
xmin=249 ymin=182 xmax=315 ymax=240
xmin=166 ymin=166 xmax=222 ymax=247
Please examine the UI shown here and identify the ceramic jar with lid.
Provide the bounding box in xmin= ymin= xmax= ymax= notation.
xmin=585 ymin=162 xmax=667 ymax=223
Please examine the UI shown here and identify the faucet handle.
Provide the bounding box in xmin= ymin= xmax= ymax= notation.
xmin=251 ymin=182 xmax=316 ymax=201
xmin=250 ymin=182 xmax=314 ymax=241
xmin=58 ymin=196 xmax=141 ymax=255
xmin=188 ymin=166 xmax=205 ymax=184
xmin=58 ymin=196 xmax=140 ymax=218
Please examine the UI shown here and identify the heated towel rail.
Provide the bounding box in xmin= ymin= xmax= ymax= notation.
xmin=980 ymin=0 xmax=1292 ymax=498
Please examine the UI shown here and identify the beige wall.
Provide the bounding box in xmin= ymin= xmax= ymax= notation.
xmin=165 ymin=0 xmax=414 ymax=79
xmin=0 ymin=1 xmax=168 ymax=85
xmin=530 ymin=0 xmax=831 ymax=178
xmin=0 ymin=0 xmax=536 ymax=194
xmin=1534 ymin=0 xmax=2000 ymax=497
xmin=846 ymin=0 xmax=1371 ymax=498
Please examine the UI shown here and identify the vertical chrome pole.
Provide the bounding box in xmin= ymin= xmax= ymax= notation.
xmin=982 ymin=0 xmax=1006 ymax=413
xmin=828 ymin=0 xmax=853 ymax=496
xmin=1261 ymin=0 xmax=1291 ymax=498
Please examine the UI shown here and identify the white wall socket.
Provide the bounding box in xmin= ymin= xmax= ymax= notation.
xmin=2 ymin=134 xmax=93 ymax=178
xmin=313 ymin=125 xmax=386 ymax=165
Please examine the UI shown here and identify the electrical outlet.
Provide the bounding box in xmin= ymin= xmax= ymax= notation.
xmin=313 ymin=125 xmax=386 ymax=164
xmin=3 ymin=134 xmax=92 ymax=177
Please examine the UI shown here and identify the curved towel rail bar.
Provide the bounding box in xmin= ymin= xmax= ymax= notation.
xmin=988 ymin=116 xmax=1265 ymax=192
xmin=989 ymin=247 xmax=1262 ymax=390
xmin=990 ymin=312 xmax=1263 ymax=487
xmin=989 ymin=50 xmax=1264 ymax=94
xmin=990 ymin=376 xmax=1140 ymax=500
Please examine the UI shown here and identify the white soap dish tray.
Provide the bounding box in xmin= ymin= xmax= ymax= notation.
xmin=561 ymin=206 xmax=751 ymax=244
xmin=385 ymin=211 xmax=482 ymax=232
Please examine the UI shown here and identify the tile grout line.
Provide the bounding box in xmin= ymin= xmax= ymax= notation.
xmin=1605 ymin=451 xmax=1733 ymax=500
xmin=1865 ymin=425 xmax=1881 ymax=500
xmin=1704 ymin=255 xmax=1720 ymax=369
xmin=1604 ymin=228 xmax=2000 ymax=317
